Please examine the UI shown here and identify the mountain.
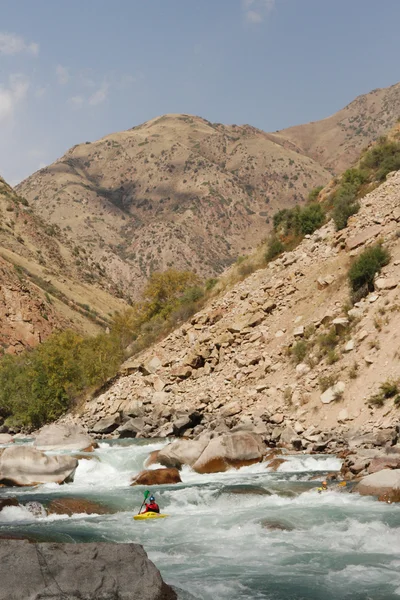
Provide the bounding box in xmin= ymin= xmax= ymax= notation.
xmin=16 ymin=114 xmax=331 ymax=300
xmin=0 ymin=176 xmax=127 ymax=353
xmin=276 ymin=82 xmax=400 ymax=173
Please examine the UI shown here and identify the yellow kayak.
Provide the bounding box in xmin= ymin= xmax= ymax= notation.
xmin=133 ymin=513 xmax=169 ymax=521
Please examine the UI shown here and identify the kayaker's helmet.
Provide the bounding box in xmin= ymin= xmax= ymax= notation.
xmin=149 ymin=496 xmax=155 ymax=501
xmin=322 ymin=481 xmax=327 ymax=486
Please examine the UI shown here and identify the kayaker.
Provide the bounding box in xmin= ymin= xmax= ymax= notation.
xmin=317 ymin=481 xmax=328 ymax=493
xmin=143 ymin=495 xmax=160 ymax=514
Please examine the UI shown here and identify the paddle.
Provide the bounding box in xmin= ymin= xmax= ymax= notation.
xmin=137 ymin=490 xmax=150 ymax=515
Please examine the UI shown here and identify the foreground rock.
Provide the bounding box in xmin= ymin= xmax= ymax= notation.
xmin=34 ymin=423 xmax=96 ymax=451
xmin=0 ymin=446 xmax=78 ymax=486
xmin=132 ymin=467 xmax=182 ymax=486
xmin=0 ymin=541 xmax=176 ymax=600
xmin=192 ymin=432 xmax=264 ymax=474
xmin=353 ymin=469 xmax=400 ymax=502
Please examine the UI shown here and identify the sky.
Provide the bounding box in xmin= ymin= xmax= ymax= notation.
xmin=1 ymin=0 xmax=400 ymax=185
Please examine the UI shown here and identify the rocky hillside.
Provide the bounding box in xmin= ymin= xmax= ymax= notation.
xmin=276 ymin=82 xmax=400 ymax=173
xmin=0 ymin=176 xmax=127 ymax=352
xmin=73 ymin=168 xmax=400 ymax=455
xmin=17 ymin=114 xmax=331 ymax=300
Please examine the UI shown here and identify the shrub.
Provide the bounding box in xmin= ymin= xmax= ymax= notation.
xmin=0 ymin=329 xmax=125 ymax=429
xmin=361 ymin=139 xmax=400 ymax=181
xmin=319 ymin=374 xmax=337 ymax=392
xmin=290 ymin=340 xmax=308 ymax=364
xmin=266 ymin=236 xmax=285 ymax=261
xmin=298 ymin=202 xmax=325 ymax=235
xmin=308 ymin=186 xmax=324 ymax=202
xmin=380 ymin=380 xmax=399 ymax=398
xmin=273 ymin=203 xmax=324 ymax=238
xmin=348 ymin=244 xmax=390 ymax=296
xmin=332 ymin=195 xmax=360 ymax=230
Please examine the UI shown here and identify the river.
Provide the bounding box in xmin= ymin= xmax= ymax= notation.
xmin=1 ymin=439 xmax=400 ymax=599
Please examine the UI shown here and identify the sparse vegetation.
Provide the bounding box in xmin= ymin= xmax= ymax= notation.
xmin=348 ymin=244 xmax=390 ymax=300
xmin=289 ymin=340 xmax=308 ymax=364
xmin=319 ymin=374 xmax=337 ymax=392
xmin=367 ymin=380 xmax=399 ymax=407
xmin=349 ymin=362 xmax=359 ymax=379
xmin=265 ymin=236 xmax=285 ymax=261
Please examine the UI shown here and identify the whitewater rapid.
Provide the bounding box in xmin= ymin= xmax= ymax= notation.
xmin=1 ymin=439 xmax=400 ymax=599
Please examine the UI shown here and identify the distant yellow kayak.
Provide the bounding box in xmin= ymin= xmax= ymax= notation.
xmin=133 ymin=513 xmax=169 ymax=521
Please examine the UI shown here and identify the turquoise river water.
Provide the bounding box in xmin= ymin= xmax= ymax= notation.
xmin=1 ymin=439 xmax=400 ymax=599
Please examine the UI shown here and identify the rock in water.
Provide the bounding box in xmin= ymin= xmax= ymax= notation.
xmin=0 ymin=446 xmax=78 ymax=486
xmin=47 ymin=497 xmax=112 ymax=516
xmin=192 ymin=432 xmax=264 ymax=474
xmin=157 ymin=438 xmax=209 ymax=469
xmin=353 ymin=468 xmax=400 ymax=501
xmin=131 ymin=467 xmax=182 ymax=486
xmin=0 ymin=541 xmax=177 ymax=600
xmin=34 ymin=423 xmax=95 ymax=451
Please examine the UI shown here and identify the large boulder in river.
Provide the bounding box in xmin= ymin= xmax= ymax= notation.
xmin=157 ymin=438 xmax=209 ymax=469
xmin=34 ymin=423 xmax=95 ymax=452
xmin=47 ymin=497 xmax=112 ymax=516
xmin=353 ymin=469 xmax=400 ymax=502
xmin=0 ymin=434 xmax=13 ymax=445
xmin=0 ymin=497 xmax=19 ymax=512
xmin=192 ymin=432 xmax=264 ymax=474
xmin=0 ymin=540 xmax=177 ymax=600
xmin=131 ymin=467 xmax=182 ymax=486
xmin=0 ymin=446 xmax=78 ymax=486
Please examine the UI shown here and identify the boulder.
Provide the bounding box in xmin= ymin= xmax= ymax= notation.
xmin=117 ymin=417 xmax=146 ymax=439
xmin=170 ymin=365 xmax=192 ymax=379
xmin=368 ymin=456 xmax=400 ymax=474
xmin=228 ymin=311 xmax=264 ymax=333
xmin=47 ymin=498 xmax=112 ymax=516
xmin=270 ymin=413 xmax=284 ymax=425
xmin=261 ymin=519 xmax=294 ymax=531
xmin=0 ymin=541 xmax=177 ymax=600
xmin=0 ymin=446 xmax=78 ymax=486
xmin=34 ymin=423 xmax=95 ymax=452
xmin=0 ymin=434 xmax=13 ymax=445
xmin=320 ymin=381 xmax=345 ymax=404
xmin=131 ymin=468 xmax=182 ymax=486
xmin=353 ymin=469 xmax=400 ymax=500
xmin=191 ymin=432 xmax=264 ymax=474
xmin=144 ymin=450 xmax=161 ymax=467
xmin=91 ymin=414 xmax=121 ymax=434
xmin=157 ymin=438 xmax=209 ymax=469
xmin=0 ymin=497 xmax=19 ymax=512
xmin=122 ymin=400 xmax=145 ymax=418
xmin=142 ymin=356 xmax=162 ymax=375
xmin=345 ymin=225 xmax=381 ymax=251
xmin=375 ymin=278 xmax=397 ymax=290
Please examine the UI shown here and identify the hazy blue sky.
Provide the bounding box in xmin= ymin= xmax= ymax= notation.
xmin=1 ymin=0 xmax=400 ymax=184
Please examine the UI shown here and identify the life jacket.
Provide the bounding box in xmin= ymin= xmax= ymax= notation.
xmin=145 ymin=502 xmax=160 ymax=513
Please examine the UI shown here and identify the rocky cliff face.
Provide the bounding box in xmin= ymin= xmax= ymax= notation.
xmin=73 ymin=169 xmax=400 ymax=454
